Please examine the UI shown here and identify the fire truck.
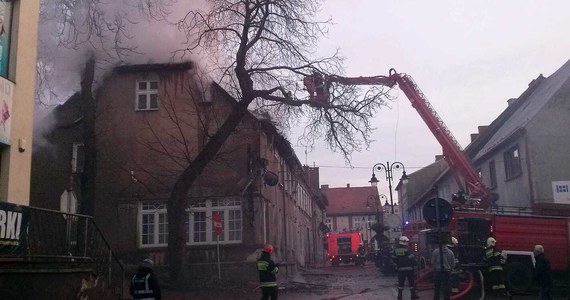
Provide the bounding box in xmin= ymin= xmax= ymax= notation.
xmin=324 ymin=231 xmax=365 ymax=267
xmin=305 ymin=69 xmax=570 ymax=296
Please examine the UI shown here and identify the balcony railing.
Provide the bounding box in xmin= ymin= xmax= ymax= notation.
xmin=0 ymin=205 xmax=125 ymax=297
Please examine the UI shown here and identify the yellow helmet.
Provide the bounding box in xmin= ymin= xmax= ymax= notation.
xmin=486 ymin=237 xmax=496 ymax=247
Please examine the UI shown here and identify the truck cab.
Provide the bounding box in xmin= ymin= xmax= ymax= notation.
xmin=325 ymin=231 xmax=364 ymax=266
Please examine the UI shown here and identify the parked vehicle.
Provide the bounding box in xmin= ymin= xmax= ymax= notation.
xmin=325 ymin=231 xmax=364 ymax=266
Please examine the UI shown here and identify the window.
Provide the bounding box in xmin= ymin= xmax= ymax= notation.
xmin=0 ymin=1 xmax=13 ymax=78
xmin=503 ymin=145 xmax=522 ymax=180
xmin=353 ymin=217 xmax=364 ymax=230
xmin=136 ymin=80 xmax=159 ymax=110
xmin=187 ymin=198 xmax=242 ymax=245
xmin=489 ymin=160 xmax=497 ymax=188
xmin=72 ymin=143 xmax=85 ymax=173
xmin=325 ymin=217 xmax=332 ymax=231
xmin=140 ymin=202 xmax=168 ymax=247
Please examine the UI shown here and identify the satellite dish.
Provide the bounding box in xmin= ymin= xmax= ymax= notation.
xmin=385 ymin=214 xmax=401 ymax=229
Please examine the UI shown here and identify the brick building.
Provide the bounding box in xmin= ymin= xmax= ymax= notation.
xmin=31 ymin=61 xmax=328 ymax=285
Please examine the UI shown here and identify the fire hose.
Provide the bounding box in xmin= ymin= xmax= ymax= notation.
xmin=415 ymin=268 xmax=476 ymax=299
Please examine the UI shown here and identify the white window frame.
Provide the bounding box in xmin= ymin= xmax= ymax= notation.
xmin=72 ymin=143 xmax=85 ymax=173
xmin=139 ymin=202 xmax=168 ymax=248
xmin=135 ymin=80 xmax=159 ymax=111
xmin=187 ymin=198 xmax=242 ymax=245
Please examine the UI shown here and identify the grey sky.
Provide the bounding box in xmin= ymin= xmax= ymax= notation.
xmin=294 ymin=1 xmax=570 ymax=199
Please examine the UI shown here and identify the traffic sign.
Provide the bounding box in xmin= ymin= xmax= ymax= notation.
xmin=423 ymin=198 xmax=453 ymax=227
xmin=212 ymin=211 xmax=223 ymax=235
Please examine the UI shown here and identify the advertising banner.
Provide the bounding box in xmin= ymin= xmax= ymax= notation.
xmin=0 ymin=202 xmax=29 ymax=255
xmin=0 ymin=76 xmax=12 ymax=145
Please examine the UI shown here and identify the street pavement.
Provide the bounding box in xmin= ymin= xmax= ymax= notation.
xmin=162 ymin=262 xmax=570 ymax=299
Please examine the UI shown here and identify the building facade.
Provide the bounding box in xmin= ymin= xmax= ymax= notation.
xmin=322 ymin=184 xmax=384 ymax=246
xmin=401 ymin=59 xmax=570 ymax=234
xmin=31 ymin=61 xmax=328 ymax=284
xmin=0 ymin=1 xmax=40 ymax=205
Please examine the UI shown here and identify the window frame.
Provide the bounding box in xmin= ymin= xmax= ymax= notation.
xmin=187 ymin=198 xmax=243 ymax=245
xmin=139 ymin=201 xmax=168 ymax=248
xmin=503 ymin=145 xmax=522 ymax=180
xmin=488 ymin=160 xmax=497 ymax=188
xmin=72 ymin=143 xmax=85 ymax=174
xmin=135 ymin=80 xmax=159 ymax=111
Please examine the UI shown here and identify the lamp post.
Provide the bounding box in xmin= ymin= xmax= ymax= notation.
xmin=366 ymin=194 xmax=388 ymax=223
xmin=369 ymin=162 xmax=409 ymax=214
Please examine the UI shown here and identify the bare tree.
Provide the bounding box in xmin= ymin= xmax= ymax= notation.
xmin=166 ymin=0 xmax=391 ymax=284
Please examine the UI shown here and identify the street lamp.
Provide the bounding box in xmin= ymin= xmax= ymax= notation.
xmin=366 ymin=194 xmax=388 ymax=223
xmin=369 ymin=162 xmax=409 ymax=214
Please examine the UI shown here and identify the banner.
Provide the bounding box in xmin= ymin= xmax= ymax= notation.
xmin=0 ymin=202 xmax=29 ymax=255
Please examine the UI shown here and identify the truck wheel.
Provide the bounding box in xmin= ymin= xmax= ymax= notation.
xmin=505 ymin=262 xmax=532 ymax=293
xmin=332 ymin=261 xmax=339 ymax=267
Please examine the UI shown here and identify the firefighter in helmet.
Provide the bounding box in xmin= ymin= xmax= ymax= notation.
xmin=483 ymin=237 xmax=508 ymax=296
xmin=392 ymin=236 xmax=419 ymax=299
xmin=256 ymin=243 xmax=279 ymax=300
xmin=130 ymin=259 xmax=161 ymax=300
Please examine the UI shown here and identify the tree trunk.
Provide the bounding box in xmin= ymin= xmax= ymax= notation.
xmin=167 ymin=97 xmax=252 ymax=286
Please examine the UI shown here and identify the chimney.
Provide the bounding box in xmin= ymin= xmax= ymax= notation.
xmin=507 ymin=98 xmax=517 ymax=106
xmin=435 ymin=155 xmax=444 ymax=161
xmin=478 ymin=126 xmax=489 ymax=134
xmin=346 ymin=184 xmax=350 ymax=188
xmin=321 ymin=184 xmax=329 ymax=190
xmin=470 ymin=133 xmax=479 ymax=142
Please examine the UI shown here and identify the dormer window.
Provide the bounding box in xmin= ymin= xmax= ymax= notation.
xmin=136 ymin=80 xmax=159 ymax=111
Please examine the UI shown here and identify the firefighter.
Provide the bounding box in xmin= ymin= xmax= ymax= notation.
xmin=448 ymin=237 xmax=461 ymax=293
xmin=256 ymin=244 xmax=279 ymax=300
xmin=130 ymin=259 xmax=161 ymax=300
xmin=392 ymin=236 xmax=419 ymax=300
xmin=483 ymin=237 xmax=508 ymax=297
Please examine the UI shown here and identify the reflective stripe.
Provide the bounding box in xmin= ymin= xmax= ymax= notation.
xmin=257 ymin=261 xmax=269 ymax=271
xmin=489 ymin=266 xmax=503 ymax=271
xmin=271 ymin=266 xmax=279 ymax=274
xmin=131 ymin=273 xmax=154 ymax=298
xmin=260 ymin=281 xmax=277 ymax=287
xmin=398 ymin=267 xmax=413 ymax=271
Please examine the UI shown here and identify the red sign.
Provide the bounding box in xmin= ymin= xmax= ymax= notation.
xmin=212 ymin=212 xmax=223 ymax=236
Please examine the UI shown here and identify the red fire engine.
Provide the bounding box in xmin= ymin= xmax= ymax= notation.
xmin=306 ymin=69 xmax=570 ymax=296
xmin=324 ymin=231 xmax=365 ymax=267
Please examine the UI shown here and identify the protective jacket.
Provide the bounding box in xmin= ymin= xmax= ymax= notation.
xmin=256 ymin=252 xmax=279 ymax=287
xmin=483 ymin=245 xmax=504 ymax=272
xmin=130 ymin=268 xmax=161 ymax=300
xmin=392 ymin=244 xmax=415 ymax=271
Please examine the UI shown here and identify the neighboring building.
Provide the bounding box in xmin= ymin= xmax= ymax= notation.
xmin=0 ymin=1 xmax=40 ymax=205
xmin=31 ymin=61 xmax=328 ymax=284
xmin=401 ymin=59 xmax=570 ymax=233
xmin=322 ymin=184 xmax=384 ymax=245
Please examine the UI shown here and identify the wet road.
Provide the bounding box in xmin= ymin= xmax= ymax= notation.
xmin=279 ymin=263 xmax=421 ymax=300
xmin=277 ymin=263 xmax=568 ymax=300
xmin=164 ymin=262 xmax=569 ymax=299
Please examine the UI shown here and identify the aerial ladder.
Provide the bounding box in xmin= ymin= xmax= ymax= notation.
xmin=304 ymin=69 xmax=496 ymax=209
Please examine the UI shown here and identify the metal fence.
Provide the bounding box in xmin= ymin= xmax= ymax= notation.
xmin=7 ymin=206 xmax=125 ymax=297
